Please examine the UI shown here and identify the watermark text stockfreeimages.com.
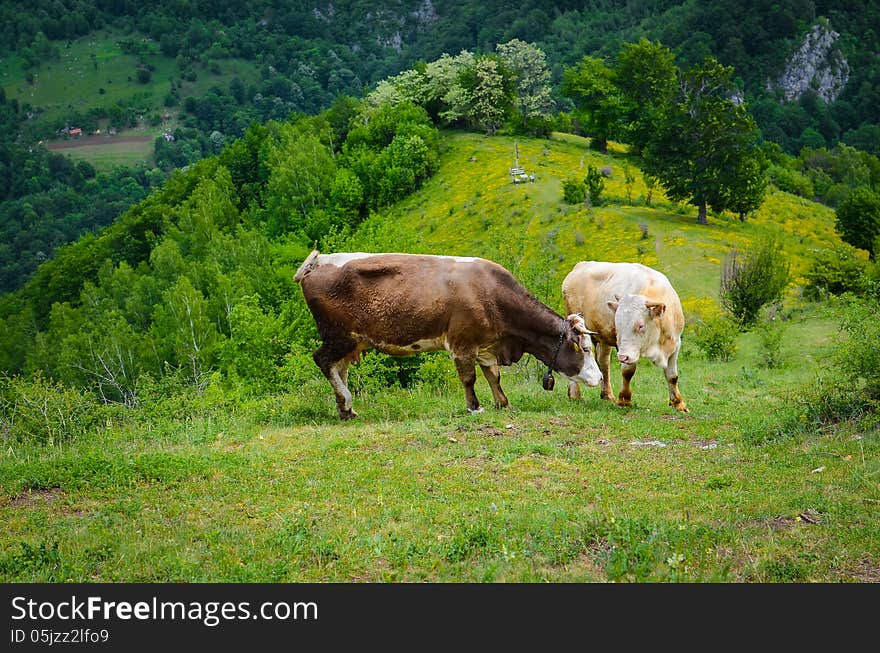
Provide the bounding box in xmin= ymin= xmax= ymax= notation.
xmin=10 ymin=594 xmax=317 ymax=628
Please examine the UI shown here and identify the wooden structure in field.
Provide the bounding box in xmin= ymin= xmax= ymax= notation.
xmin=509 ymin=141 xmax=535 ymax=184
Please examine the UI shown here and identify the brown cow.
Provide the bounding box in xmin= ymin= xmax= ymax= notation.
xmin=562 ymin=261 xmax=688 ymax=411
xmin=294 ymin=250 xmax=603 ymax=419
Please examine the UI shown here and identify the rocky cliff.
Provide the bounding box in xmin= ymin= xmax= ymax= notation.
xmin=770 ymin=21 xmax=849 ymax=104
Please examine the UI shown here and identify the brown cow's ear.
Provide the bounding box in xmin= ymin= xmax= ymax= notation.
xmin=607 ymin=300 xmax=619 ymax=312
xmin=646 ymin=301 xmax=666 ymax=318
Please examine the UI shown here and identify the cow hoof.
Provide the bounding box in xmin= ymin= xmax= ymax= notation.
xmin=616 ymin=399 xmax=632 ymax=408
xmin=339 ymin=409 xmax=358 ymax=420
xmin=669 ymin=399 xmax=689 ymax=412
xmin=467 ymin=406 xmax=484 ymax=414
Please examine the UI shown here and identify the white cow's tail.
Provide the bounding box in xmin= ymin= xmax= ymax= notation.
xmin=294 ymin=250 xmax=321 ymax=283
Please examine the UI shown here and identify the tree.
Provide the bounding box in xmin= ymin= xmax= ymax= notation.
xmin=722 ymin=146 xmax=769 ymax=221
xmin=615 ymin=38 xmax=677 ymax=155
xmin=835 ymin=187 xmax=880 ymax=258
xmin=561 ymin=56 xmax=623 ymax=153
xmin=642 ymin=57 xmax=766 ymax=225
xmin=496 ymin=39 xmax=554 ymax=131
xmin=464 ymin=57 xmax=508 ymax=136
xmin=423 ymin=51 xmax=475 ymax=125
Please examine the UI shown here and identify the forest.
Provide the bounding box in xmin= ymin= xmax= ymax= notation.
xmin=2 ymin=1 xmax=880 ymax=292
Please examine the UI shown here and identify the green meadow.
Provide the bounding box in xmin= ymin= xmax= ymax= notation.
xmin=1 ymin=132 xmax=877 ymax=583
xmin=1 ymin=29 xmax=260 ymax=167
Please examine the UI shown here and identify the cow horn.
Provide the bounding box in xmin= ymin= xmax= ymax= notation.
xmin=567 ymin=313 xmax=589 ymax=335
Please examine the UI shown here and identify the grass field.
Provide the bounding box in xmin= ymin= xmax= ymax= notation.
xmin=0 ymin=131 xmax=877 ymax=583
xmin=1 ymin=29 xmax=260 ymax=169
xmin=46 ymin=132 xmax=156 ymax=170
xmin=0 ymin=303 xmax=877 ymax=582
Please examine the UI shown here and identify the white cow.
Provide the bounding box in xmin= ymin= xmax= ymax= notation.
xmin=562 ymin=261 xmax=688 ymax=411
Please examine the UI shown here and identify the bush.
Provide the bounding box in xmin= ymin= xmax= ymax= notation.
xmin=415 ymin=352 xmax=457 ymax=390
xmin=835 ymin=187 xmax=880 ymax=257
xmin=837 ymin=296 xmax=880 ymax=399
xmin=562 ymin=176 xmax=586 ymax=204
xmin=767 ymin=164 xmax=814 ymax=198
xmin=803 ymin=245 xmax=874 ymax=300
xmin=0 ymin=373 xmax=104 ymax=446
xmin=720 ymin=240 xmax=791 ymax=327
xmin=585 ymin=164 xmax=605 ymax=206
xmin=691 ymin=316 xmax=739 ymax=361
xmin=755 ymin=319 xmax=785 ymax=369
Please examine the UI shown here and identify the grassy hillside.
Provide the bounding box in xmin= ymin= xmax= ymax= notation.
xmin=343 ymin=131 xmax=841 ymax=317
xmin=1 ymin=130 xmax=877 ymax=583
xmin=1 ymin=29 xmax=261 ymax=167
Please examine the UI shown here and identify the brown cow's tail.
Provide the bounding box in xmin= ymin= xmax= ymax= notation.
xmin=294 ymin=250 xmax=321 ymax=283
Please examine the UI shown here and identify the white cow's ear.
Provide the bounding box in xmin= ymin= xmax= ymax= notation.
xmin=646 ymin=301 xmax=666 ymax=318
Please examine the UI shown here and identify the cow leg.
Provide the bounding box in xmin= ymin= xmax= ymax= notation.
xmin=313 ymin=337 xmax=358 ymax=420
xmin=596 ymin=341 xmax=615 ymax=402
xmin=479 ymin=363 xmax=509 ymax=409
xmin=665 ymin=348 xmax=688 ymax=412
xmin=617 ymin=362 xmax=637 ymax=407
xmin=453 ymin=354 xmax=482 ymax=413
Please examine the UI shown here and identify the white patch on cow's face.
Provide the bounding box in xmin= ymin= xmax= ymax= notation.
xmin=613 ymin=294 xmax=658 ymax=364
xmin=565 ymin=355 xmax=603 ymax=387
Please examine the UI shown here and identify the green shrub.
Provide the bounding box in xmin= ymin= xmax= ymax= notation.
xmin=803 ymin=245 xmax=874 ymax=300
xmin=691 ymin=316 xmax=739 ymax=361
xmin=768 ymin=164 xmax=814 ymax=198
xmin=562 ymin=176 xmax=586 ymax=204
xmin=756 ymin=319 xmax=786 ymax=369
xmin=720 ymin=240 xmax=791 ymax=327
xmin=837 ymin=296 xmax=880 ymax=399
xmin=835 ymin=187 xmax=880 ymax=257
xmin=0 ymin=373 xmax=104 ymax=446
xmin=585 ymin=164 xmax=605 ymax=206
xmin=415 ymin=352 xmax=457 ymax=390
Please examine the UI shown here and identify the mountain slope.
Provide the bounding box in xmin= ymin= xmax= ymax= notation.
xmin=337 ymin=130 xmax=842 ymax=317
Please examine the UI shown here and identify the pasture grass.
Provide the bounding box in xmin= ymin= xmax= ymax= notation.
xmin=1 ymin=29 xmax=260 ymax=152
xmin=1 ymin=302 xmax=878 ymax=582
xmin=358 ymin=131 xmax=839 ymax=317
xmin=46 ymin=133 xmax=156 ymax=170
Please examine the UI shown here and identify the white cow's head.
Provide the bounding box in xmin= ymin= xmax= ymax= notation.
xmin=607 ymin=294 xmax=665 ymax=366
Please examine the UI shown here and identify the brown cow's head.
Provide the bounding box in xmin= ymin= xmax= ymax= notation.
xmin=550 ymin=314 xmax=602 ymax=388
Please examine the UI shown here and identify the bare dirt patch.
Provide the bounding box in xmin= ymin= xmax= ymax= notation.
xmin=755 ymin=516 xmax=796 ymax=531
xmin=849 ymin=559 xmax=880 ymax=582
xmin=6 ymin=487 xmax=64 ymax=508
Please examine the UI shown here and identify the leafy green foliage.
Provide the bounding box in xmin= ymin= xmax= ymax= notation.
xmin=0 ymin=373 xmax=104 ymax=446
xmin=642 ymin=58 xmax=767 ymax=224
xmin=720 ymin=240 xmax=791 ymax=327
xmin=691 ymin=316 xmax=739 ymax=361
xmin=584 ymin=164 xmax=605 ymax=206
xmin=755 ymin=319 xmax=786 ymax=369
xmin=803 ymin=244 xmax=874 ymax=300
xmin=561 ymin=56 xmax=622 ymax=153
xmin=561 ymin=176 xmax=586 ymax=204
xmin=835 ymin=187 xmax=880 ymax=257
xmin=615 ymin=38 xmax=677 ymax=156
